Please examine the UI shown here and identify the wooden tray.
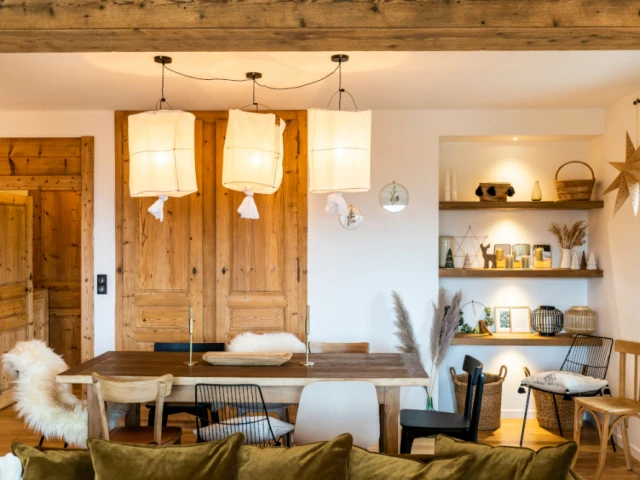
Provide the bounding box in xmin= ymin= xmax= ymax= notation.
xmin=202 ymin=351 xmax=293 ymax=366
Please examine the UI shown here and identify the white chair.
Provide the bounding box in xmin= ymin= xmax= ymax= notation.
xmin=294 ymin=381 xmax=380 ymax=449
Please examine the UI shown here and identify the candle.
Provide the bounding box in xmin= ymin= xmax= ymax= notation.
xmin=188 ymin=305 xmax=194 ymax=334
xmin=505 ymin=255 xmax=514 ymax=269
xmin=305 ymin=305 xmax=310 ymax=336
xmin=522 ymin=255 xmax=531 ymax=269
xmin=535 ymin=247 xmax=543 ymax=262
xmin=495 ymin=247 xmax=504 ymax=261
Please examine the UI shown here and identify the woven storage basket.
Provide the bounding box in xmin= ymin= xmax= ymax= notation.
xmin=451 ymin=365 xmax=506 ymax=431
xmin=564 ymin=306 xmax=597 ymax=335
xmin=524 ymin=367 xmax=574 ymax=431
xmin=555 ymin=161 xmax=595 ymax=201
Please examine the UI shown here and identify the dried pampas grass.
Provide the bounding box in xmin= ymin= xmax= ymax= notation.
xmin=431 ymin=287 xmax=462 ymax=390
xmin=549 ymin=221 xmax=587 ymax=249
xmin=392 ymin=292 xmax=428 ymax=393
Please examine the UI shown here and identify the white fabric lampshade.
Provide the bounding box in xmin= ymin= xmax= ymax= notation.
xmin=128 ymin=110 xmax=198 ymax=198
xmin=223 ymin=109 xmax=286 ymax=219
xmin=307 ymin=109 xmax=372 ymax=194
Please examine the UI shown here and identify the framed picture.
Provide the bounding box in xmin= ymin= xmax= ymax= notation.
xmin=510 ymin=307 xmax=531 ymax=333
xmin=495 ymin=306 xmax=511 ymax=333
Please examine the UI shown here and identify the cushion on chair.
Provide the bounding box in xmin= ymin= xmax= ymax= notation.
xmin=348 ymin=446 xmax=476 ymax=480
xmin=11 ymin=443 xmax=94 ymax=480
xmin=434 ymin=435 xmax=578 ymax=480
xmin=194 ymin=415 xmax=294 ymax=444
xmin=88 ymin=432 xmax=244 ymax=480
xmin=520 ymin=371 xmax=608 ymax=395
xmin=400 ymin=410 xmax=470 ymax=431
xmin=236 ymin=433 xmax=353 ymax=480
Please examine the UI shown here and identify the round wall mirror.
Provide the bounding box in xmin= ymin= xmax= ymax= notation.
xmin=340 ymin=205 xmax=363 ymax=230
xmin=379 ymin=182 xmax=409 ymax=213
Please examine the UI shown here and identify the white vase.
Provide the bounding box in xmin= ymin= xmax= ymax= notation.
xmin=560 ymin=248 xmax=571 ymax=269
xmin=531 ymin=180 xmax=542 ymax=201
xmin=439 ymin=236 xmax=454 ymax=268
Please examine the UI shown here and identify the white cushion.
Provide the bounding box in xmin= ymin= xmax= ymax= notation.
xmin=227 ymin=332 xmax=305 ymax=353
xmin=0 ymin=453 xmax=22 ymax=480
xmin=194 ymin=415 xmax=294 ymax=444
xmin=521 ymin=371 xmax=608 ymax=395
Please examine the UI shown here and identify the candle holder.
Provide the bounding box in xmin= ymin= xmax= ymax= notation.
xmin=299 ymin=305 xmax=314 ymax=367
xmin=183 ymin=307 xmax=198 ymax=366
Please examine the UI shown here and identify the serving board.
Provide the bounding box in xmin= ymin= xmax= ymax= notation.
xmin=202 ymin=351 xmax=293 ymax=366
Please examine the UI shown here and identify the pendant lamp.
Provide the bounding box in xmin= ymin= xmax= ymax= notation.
xmin=307 ymin=55 xmax=371 ymax=216
xmin=128 ymin=56 xmax=198 ymax=222
xmin=222 ymin=74 xmax=286 ymax=220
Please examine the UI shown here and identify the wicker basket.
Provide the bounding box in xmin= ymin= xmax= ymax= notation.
xmin=564 ymin=306 xmax=597 ymax=335
xmin=451 ymin=365 xmax=507 ymax=431
xmin=555 ymin=161 xmax=595 ymax=201
xmin=477 ymin=183 xmax=512 ymax=202
xmin=524 ymin=367 xmax=574 ymax=431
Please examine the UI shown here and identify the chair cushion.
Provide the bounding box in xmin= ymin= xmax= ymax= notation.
xmin=88 ymin=432 xmax=244 ymax=480
xmin=434 ymin=435 xmax=578 ymax=480
xmin=194 ymin=415 xmax=294 ymax=444
xmin=400 ymin=410 xmax=470 ymax=431
xmin=520 ymin=371 xmax=608 ymax=395
xmin=348 ymin=446 xmax=476 ymax=480
xmin=11 ymin=443 xmax=94 ymax=480
xmin=109 ymin=426 xmax=182 ymax=445
xmin=237 ymin=433 xmax=352 ymax=480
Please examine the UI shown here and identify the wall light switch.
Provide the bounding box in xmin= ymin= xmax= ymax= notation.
xmin=97 ymin=274 xmax=107 ymax=295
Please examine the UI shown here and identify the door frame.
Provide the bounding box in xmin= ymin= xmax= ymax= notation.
xmin=0 ymin=137 xmax=95 ymax=362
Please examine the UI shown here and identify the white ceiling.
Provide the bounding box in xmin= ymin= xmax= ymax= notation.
xmin=2 ymin=51 xmax=640 ymax=111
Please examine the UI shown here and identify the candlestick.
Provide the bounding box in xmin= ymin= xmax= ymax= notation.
xmin=300 ymin=305 xmax=314 ymax=367
xmin=183 ymin=305 xmax=198 ymax=366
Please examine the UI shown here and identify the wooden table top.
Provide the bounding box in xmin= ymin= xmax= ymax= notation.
xmin=57 ymin=351 xmax=429 ymax=387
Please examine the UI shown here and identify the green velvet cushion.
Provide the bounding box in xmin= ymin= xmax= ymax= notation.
xmin=348 ymin=446 xmax=476 ymax=480
xmin=12 ymin=443 xmax=94 ymax=480
xmin=237 ymin=433 xmax=353 ymax=480
xmin=434 ymin=435 xmax=578 ymax=480
xmin=88 ymin=432 xmax=244 ymax=480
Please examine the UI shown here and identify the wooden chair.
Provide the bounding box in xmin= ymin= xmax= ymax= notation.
xmin=92 ymin=373 xmax=182 ymax=445
xmin=309 ymin=342 xmax=370 ymax=353
xmin=400 ymin=355 xmax=484 ymax=453
xmin=573 ymin=340 xmax=640 ymax=480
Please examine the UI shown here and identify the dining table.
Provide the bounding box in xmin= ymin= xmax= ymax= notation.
xmin=57 ymin=351 xmax=429 ymax=454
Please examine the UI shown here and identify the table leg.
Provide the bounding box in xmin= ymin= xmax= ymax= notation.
xmin=383 ymin=387 xmax=400 ymax=454
xmin=87 ymin=384 xmax=103 ymax=439
xmin=125 ymin=403 xmax=141 ymax=427
xmin=378 ymin=404 xmax=386 ymax=453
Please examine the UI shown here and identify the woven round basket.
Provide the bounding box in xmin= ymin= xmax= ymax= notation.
xmin=451 ymin=365 xmax=507 ymax=431
xmin=555 ymin=161 xmax=595 ymax=201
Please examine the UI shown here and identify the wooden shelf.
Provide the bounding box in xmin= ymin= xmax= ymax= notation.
xmin=451 ymin=332 xmax=574 ymax=346
xmin=439 ymin=268 xmax=603 ymax=278
xmin=439 ymin=201 xmax=604 ymax=210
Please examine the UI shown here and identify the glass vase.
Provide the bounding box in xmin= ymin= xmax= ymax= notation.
xmin=426 ymin=395 xmax=435 ymax=411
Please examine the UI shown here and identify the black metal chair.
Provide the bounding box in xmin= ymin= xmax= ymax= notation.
xmin=518 ymin=334 xmax=614 ymax=446
xmin=147 ymin=342 xmax=225 ymax=427
xmin=195 ymin=384 xmax=294 ymax=447
xmin=399 ymin=355 xmax=484 ymax=454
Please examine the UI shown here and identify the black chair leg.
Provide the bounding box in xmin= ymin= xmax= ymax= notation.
xmin=520 ymin=388 xmax=531 ymax=447
xmin=552 ymin=394 xmax=564 ymax=437
xmin=611 ymin=436 xmax=616 ymax=452
xmin=38 ymin=435 xmax=45 ymax=447
xmin=63 ymin=442 xmax=68 ymax=449
xmin=148 ymin=406 xmax=156 ymax=427
xmin=400 ymin=428 xmax=414 ymax=454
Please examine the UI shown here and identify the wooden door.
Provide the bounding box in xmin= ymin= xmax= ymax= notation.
xmin=118 ymin=119 xmax=204 ymax=351
xmin=0 ymin=193 xmax=33 ymax=409
xmin=215 ymin=113 xmax=307 ymax=341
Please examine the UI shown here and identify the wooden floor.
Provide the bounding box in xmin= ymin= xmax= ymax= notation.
xmin=1 ymin=405 xmax=638 ymax=479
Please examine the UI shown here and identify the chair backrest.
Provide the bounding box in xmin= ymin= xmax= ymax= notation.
xmin=460 ymin=355 xmax=484 ymax=437
xmin=294 ymin=381 xmax=380 ymax=449
xmin=92 ymin=373 xmax=173 ymax=445
xmin=560 ymin=335 xmax=614 ymax=379
xmin=195 ymin=384 xmax=278 ymax=447
xmin=614 ymin=340 xmax=640 ymax=401
xmin=309 ymin=342 xmax=370 ymax=354
xmin=153 ymin=342 xmax=225 ymax=353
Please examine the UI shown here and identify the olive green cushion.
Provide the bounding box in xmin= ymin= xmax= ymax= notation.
xmin=88 ymin=432 xmax=244 ymax=480
xmin=12 ymin=443 xmax=94 ymax=480
xmin=435 ymin=435 xmax=578 ymax=480
xmin=348 ymin=446 xmax=476 ymax=480
xmin=237 ymin=433 xmax=353 ymax=480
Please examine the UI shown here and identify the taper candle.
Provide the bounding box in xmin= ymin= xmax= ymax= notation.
xmin=189 ymin=305 xmax=194 ymax=334
xmin=305 ymin=305 xmax=310 ymax=335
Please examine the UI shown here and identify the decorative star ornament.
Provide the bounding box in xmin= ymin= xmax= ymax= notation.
xmin=604 ymin=132 xmax=640 ymax=216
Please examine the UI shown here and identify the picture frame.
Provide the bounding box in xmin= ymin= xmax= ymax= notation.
xmin=495 ymin=306 xmax=511 ymax=333
xmin=510 ymin=307 xmax=532 ymax=333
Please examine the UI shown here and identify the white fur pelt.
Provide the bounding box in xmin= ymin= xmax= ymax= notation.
xmin=2 ymin=340 xmax=128 ymax=448
xmin=227 ymin=332 xmax=306 ymax=353
xmin=0 ymin=453 xmax=22 ymax=480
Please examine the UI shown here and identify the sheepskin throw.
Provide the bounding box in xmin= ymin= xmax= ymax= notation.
xmin=227 ymin=332 xmax=305 ymax=353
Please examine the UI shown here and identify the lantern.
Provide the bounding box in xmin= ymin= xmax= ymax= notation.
xmin=128 ymin=110 xmax=198 ymax=221
xmin=223 ymin=109 xmax=286 ymax=219
xmin=307 ymin=109 xmax=372 ymax=215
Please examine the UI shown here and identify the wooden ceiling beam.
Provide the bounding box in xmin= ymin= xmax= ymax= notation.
xmin=2 ymin=1 xmax=640 ymax=52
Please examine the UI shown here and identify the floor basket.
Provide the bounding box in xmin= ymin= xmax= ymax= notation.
xmin=554 ymin=161 xmax=595 ymax=201
xmin=451 ymin=365 xmax=506 ymax=431
xmin=532 ymin=390 xmax=575 ymax=432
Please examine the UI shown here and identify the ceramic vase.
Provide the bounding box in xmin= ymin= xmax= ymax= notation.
xmin=531 ymin=180 xmax=542 ymax=201
xmin=439 ymin=236 xmax=455 ymax=268
xmin=560 ymin=248 xmax=571 ymax=269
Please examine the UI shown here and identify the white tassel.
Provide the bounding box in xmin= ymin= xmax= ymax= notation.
xmin=148 ymin=195 xmax=169 ymax=222
xmin=238 ymin=191 xmax=259 ymax=219
xmin=325 ymin=192 xmax=349 ymax=216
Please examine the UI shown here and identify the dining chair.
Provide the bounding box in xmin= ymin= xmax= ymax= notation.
xmin=92 ymin=373 xmax=182 ymax=445
xmin=147 ymin=342 xmax=225 ymax=427
xmin=294 ymin=381 xmax=380 ymax=449
xmin=194 ymin=384 xmax=294 ymax=447
xmin=309 ymin=342 xmax=370 ymax=353
xmin=519 ymin=334 xmax=614 ymax=446
xmin=399 ymin=355 xmax=484 ymax=454
xmin=573 ymin=340 xmax=640 ymax=480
